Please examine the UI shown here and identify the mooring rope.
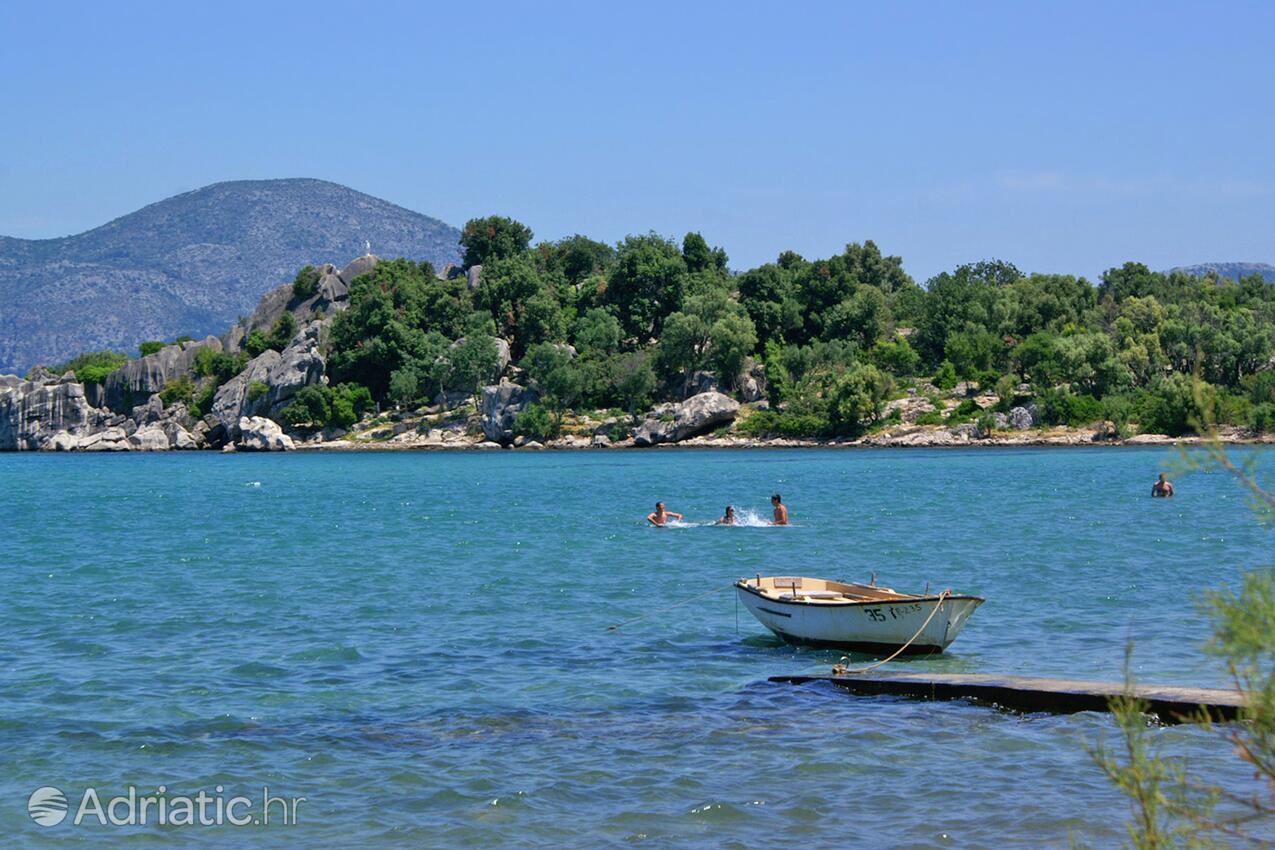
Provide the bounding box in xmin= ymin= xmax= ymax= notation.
xmin=606 ymin=585 xmax=730 ymax=632
xmin=831 ymin=590 xmax=952 ymax=676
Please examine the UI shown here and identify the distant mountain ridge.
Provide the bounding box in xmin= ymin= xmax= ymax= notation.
xmin=0 ymin=178 xmax=462 ymax=373
xmin=1167 ymin=262 xmax=1275 ymax=283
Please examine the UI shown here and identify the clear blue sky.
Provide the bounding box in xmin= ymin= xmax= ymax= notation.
xmin=1 ymin=1 xmax=1271 ymax=281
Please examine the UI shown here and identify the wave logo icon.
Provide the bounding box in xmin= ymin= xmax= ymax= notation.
xmin=28 ymin=786 xmax=68 ymax=827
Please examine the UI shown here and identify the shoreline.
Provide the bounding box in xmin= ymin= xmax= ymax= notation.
xmin=285 ymin=428 xmax=1273 ymax=453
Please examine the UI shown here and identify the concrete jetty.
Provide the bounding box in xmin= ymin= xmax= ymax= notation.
xmin=771 ymin=671 xmax=1244 ymax=723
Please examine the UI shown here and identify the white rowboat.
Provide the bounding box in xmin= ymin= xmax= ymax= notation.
xmin=735 ymin=575 xmax=983 ymax=654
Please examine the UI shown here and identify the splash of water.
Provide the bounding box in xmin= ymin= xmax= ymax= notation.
xmin=730 ymin=508 xmax=772 ymax=528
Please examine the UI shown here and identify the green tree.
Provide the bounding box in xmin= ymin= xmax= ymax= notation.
xmin=737 ymin=263 xmax=801 ymax=347
xmin=520 ymin=342 xmax=583 ymax=430
xmin=656 ymin=289 xmax=757 ymax=393
xmin=869 ymin=336 xmax=922 ymax=376
xmin=138 ymin=340 xmax=166 ymax=357
xmin=572 ymin=307 xmax=623 ymax=355
xmin=387 ymin=332 xmax=451 ymax=407
xmin=329 ymin=258 xmax=474 ymax=399
xmin=279 ymin=385 xmax=332 ymax=429
xmin=447 ymin=313 xmax=502 ymax=406
xmin=827 ymin=363 xmax=893 ymax=437
xmin=611 ymin=350 xmax=657 ymax=416
xmin=461 ymin=215 xmax=533 ymax=268
xmin=681 ymin=231 xmax=728 ymax=274
xmin=603 ymin=234 xmax=687 ymax=341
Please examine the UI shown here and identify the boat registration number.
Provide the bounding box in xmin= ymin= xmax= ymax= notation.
xmin=863 ymin=603 xmax=923 ymax=622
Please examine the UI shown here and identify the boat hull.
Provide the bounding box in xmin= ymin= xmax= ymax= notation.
xmin=736 ymin=585 xmax=982 ymax=654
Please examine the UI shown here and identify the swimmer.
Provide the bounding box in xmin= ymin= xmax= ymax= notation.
xmin=647 ymin=501 xmax=683 ymax=526
xmin=1152 ymin=473 xmax=1174 ymax=498
xmin=770 ymin=493 xmax=789 ymax=525
xmin=716 ymin=505 xmax=736 ymax=525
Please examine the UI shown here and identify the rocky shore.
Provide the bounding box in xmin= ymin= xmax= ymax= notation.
xmin=4 ymin=253 xmax=1270 ymax=454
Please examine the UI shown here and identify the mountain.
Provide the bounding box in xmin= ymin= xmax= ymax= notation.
xmin=1167 ymin=262 xmax=1275 ymax=283
xmin=0 ymin=178 xmax=462 ymax=373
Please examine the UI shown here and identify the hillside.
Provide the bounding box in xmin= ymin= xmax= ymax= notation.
xmin=1167 ymin=262 xmax=1275 ymax=283
xmin=0 ymin=179 xmax=462 ymax=372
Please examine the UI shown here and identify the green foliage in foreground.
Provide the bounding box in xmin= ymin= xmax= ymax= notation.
xmin=1090 ymin=435 xmax=1274 ymax=848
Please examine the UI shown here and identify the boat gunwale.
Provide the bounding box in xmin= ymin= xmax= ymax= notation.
xmin=734 ymin=579 xmax=985 ymax=609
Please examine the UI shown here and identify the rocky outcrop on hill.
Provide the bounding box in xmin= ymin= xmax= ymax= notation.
xmin=224 ymin=259 xmax=356 ymax=352
xmin=212 ymin=321 xmax=327 ymax=439
xmin=102 ymin=336 xmax=221 ymax=412
xmin=633 ymin=391 xmax=741 ymax=446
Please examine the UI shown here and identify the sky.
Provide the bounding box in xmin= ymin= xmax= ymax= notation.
xmin=0 ymin=0 xmax=1272 ymax=282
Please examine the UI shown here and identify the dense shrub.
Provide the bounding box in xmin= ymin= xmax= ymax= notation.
xmin=933 ymin=360 xmax=958 ymax=390
xmin=1251 ymin=402 xmax=1275 ymax=434
xmin=52 ymin=350 xmax=129 ymax=385
xmin=159 ymin=377 xmax=194 ymax=407
xmin=292 ymin=265 xmax=320 ymax=300
xmin=245 ymin=313 xmax=298 ymax=357
xmin=737 ymin=409 xmax=830 ymax=438
xmin=513 ymin=403 xmax=558 ymax=440
xmin=190 ymin=383 xmax=217 ymax=418
xmin=915 ymin=409 xmax=945 ymax=426
xmin=138 ymin=340 xmax=166 ymax=357
xmin=1136 ymin=374 xmax=1206 ymax=437
xmin=247 ymin=381 xmax=269 ymax=402
xmin=279 ymin=386 xmax=332 ymax=429
xmin=277 ymin=383 xmax=373 ymax=430
xmin=1036 ymin=387 xmax=1104 ymax=428
xmin=869 ymin=337 xmax=921 ymax=376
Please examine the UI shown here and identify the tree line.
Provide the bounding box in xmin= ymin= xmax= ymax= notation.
xmin=47 ymin=214 xmax=1275 ymax=439
xmin=318 ymin=216 xmax=1275 ymax=439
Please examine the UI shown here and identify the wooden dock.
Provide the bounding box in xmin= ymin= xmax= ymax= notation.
xmin=771 ymin=672 xmax=1244 ymax=723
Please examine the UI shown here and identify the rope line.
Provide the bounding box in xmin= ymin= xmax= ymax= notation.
xmin=606 ymin=585 xmax=729 ymax=632
xmin=831 ymin=590 xmax=952 ymax=675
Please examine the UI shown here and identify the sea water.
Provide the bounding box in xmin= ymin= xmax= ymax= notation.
xmin=1 ymin=447 xmax=1270 ymax=847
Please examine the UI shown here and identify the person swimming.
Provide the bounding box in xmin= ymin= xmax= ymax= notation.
xmin=716 ymin=505 xmax=736 ymax=525
xmin=647 ymin=501 xmax=683 ymax=526
xmin=1152 ymin=473 xmax=1174 ymax=498
xmin=771 ymin=493 xmax=789 ymax=525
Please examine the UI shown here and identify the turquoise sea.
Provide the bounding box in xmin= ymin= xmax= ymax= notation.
xmin=2 ymin=447 xmax=1271 ymax=848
